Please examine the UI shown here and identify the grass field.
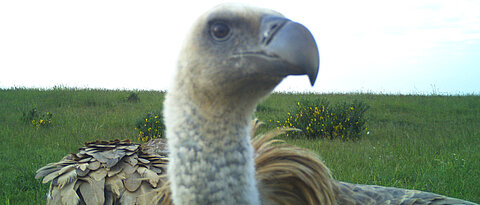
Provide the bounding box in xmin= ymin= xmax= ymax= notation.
xmin=0 ymin=88 xmax=479 ymax=204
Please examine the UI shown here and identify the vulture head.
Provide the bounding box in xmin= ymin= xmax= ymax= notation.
xmin=171 ymin=3 xmax=319 ymax=114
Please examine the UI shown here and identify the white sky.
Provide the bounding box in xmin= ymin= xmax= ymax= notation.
xmin=1 ymin=0 xmax=479 ymax=94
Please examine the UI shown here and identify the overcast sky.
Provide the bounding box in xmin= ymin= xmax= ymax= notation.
xmin=1 ymin=0 xmax=479 ymax=94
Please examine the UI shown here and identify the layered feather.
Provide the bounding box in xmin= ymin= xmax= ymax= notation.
xmin=251 ymin=120 xmax=336 ymax=205
xmin=35 ymin=139 xmax=167 ymax=205
xmin=334 ymin=181 xmax=477 ymax=205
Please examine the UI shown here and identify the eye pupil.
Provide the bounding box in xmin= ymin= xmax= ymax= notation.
xmin=211 ymin=23 xmax=230 ymax=40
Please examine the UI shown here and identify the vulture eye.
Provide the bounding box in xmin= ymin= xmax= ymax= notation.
xmin=210 ymin=22 xmax=231 ymax=41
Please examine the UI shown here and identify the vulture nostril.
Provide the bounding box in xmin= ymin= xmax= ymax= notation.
xmin=264 ymin=21 xmax=286 ymax=46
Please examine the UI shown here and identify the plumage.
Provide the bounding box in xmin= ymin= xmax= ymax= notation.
xmin=60 ymin=180 xmax=80 ymax=205
xmin=36 ymin=139 xmax=167 ymax=204
xmin=333 ymin=181 xmax=478 ymax=205
xmin=36 ymin=3 xmax=477 ymax=205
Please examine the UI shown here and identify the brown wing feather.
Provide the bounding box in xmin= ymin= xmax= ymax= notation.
xmin=36 ymin=139 xmax=167 ymax=205
xmin=334 ymin=181 xmax=478 ymax=205
xmin=250 ymin=119 xmax=337 ymax=205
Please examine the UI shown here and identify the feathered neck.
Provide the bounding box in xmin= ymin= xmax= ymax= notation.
xmin=164 ymin=85 xmax=261 ymax=205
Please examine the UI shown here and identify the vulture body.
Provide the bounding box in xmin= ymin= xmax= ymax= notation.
xmin=37 ymin=3 xmax=477 ymax=205
xmin=36 ymin=123 xmax=477 ymax=205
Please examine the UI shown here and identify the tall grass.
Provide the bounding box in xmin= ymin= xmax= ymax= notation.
xmin=0 ymin=88 xmax=478 ymax=204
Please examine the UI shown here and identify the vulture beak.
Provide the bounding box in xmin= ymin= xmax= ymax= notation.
xmin=260 ymin=16 xmax=319 ymax=86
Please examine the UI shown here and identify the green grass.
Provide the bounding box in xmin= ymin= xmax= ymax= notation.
xmin=0 ymin=88 xmax=479 ymax=204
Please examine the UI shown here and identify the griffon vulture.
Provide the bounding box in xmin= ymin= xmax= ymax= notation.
xmin=36 ymin=3 xmax=477 ymax=205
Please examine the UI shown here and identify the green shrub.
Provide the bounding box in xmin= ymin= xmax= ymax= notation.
xmin=22 ymin=107 xmax=53 ymax=129
xmin=126 ymin=92 xmax=140 ymax=103
xmin=277 ymin=98 xmax=369 ymax=140
xmin=135 ymin=111 xmax=165 ymax=142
